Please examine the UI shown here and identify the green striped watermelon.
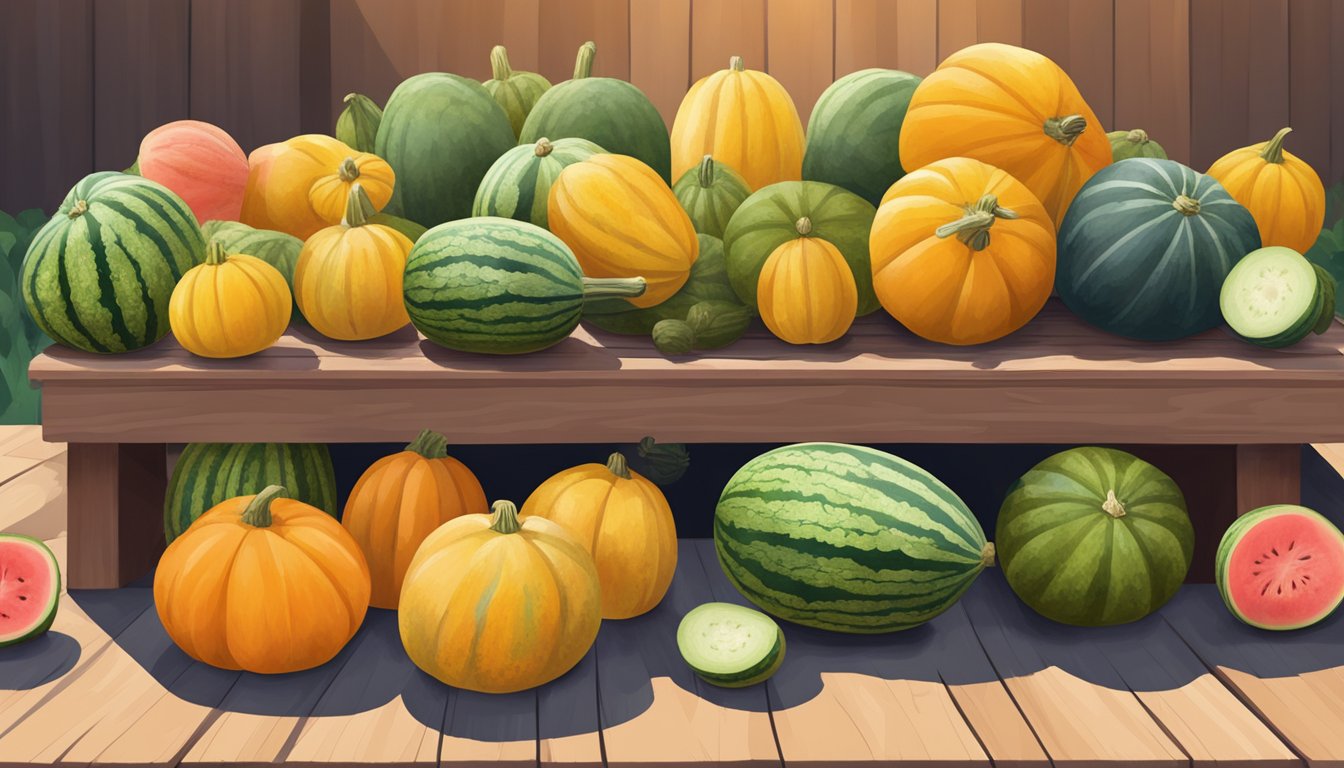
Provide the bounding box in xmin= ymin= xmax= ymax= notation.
xmin=21 ymin=172 xmax=204 ymax=354
xmin=584 ymin=234 xmax=740 ymax=335
xmin=405 ymin=217 xmax=646 ymax=355
xmin=714 ymin=443 xmax=992 ymax=633
xmin=375 ymin=73 xmax=516 ymax=228
xmin=996 ymin=447 xmax=1194 ymax=626
xmin=164 ymin=442 xmax=337 ymax=543
xmin=673 ymin=156 xmax=751 ymax=239
xmin=473 ymin=137 xmax=605 ymax=228
xmin=803 ymin=68 xmax=921 ymax=206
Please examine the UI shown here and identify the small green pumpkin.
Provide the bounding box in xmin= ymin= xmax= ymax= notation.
xmin=686 ymin=300 xmax=752 ymax=349
xmin=483 ymin=46 xmax=551 ymax=139
xmin=1107 ymin=129 xmax=1167 ymax=161
xmin=652 ymin=319 xmax=696 ymax=355
xmin=335 ymin=93 xmax=382 ymax=153
xmin=673 ymin=155 xmax=752 ymax=239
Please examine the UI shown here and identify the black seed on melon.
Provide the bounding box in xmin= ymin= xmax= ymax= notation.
xmin=0 ymin=534 xmax=61 ymax=648
xmin=1216 ymin=505 xmax=1344 ymax=630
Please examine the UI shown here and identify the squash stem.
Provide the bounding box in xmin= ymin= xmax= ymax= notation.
xmin=698 ymin=154 xmax=716 ymax=188
xmin=406 ymin=429 xmax=449 ymax=459
xmin=574 ymin=41 xmax=596 ymax=80
xmin=1259 ymin=127 xmax=1293 ymax=164
xmin=581 ymin=276 xmax=647 ymax=300
xmin=534 ymin=137 xmax=555 ymax=157
xmin=205 ymin=241 xmax=229 ymax=266
xmin=606 ymin=452 xmax=632 ymax=479
xmin=1044 ymin=114 xmax=1088 ymax=147
xmin=1102 ymin=489 xmax=1127 ymax=519
xmin=343 ymin=182 xmax=377 ymax=228
xmin=338 ymin=157 xmax=360 ymax=183
xmin=242 ymin=485 xmax=288 ymax=528
xmin=490 ymin=45 xmax=513 ymax=81
xmin=490 ymin=500 xmax=522 ymax=534
xmin=795 ymin=216 xmax=813 ymax=236
xmin=980 ymin=542 xmax=996 ymax=568
xmin=935 ymin=194 xmax=1018 ymax=251
xmin=1125 ymin=129 xmax=1149 ymax=144
xmin=67 ymin=200 xmax=88 ymax=219
xmin=1171 ymin=194 xmax=1201 ymax=216
xmin=729 ymin=56 xmax=745 ymax=72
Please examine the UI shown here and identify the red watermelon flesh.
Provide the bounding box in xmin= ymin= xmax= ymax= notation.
xmin=0 ymin=535 xmax=60 ymax=647
xmin=1218 ymin=506 xmax=1344 ymax=630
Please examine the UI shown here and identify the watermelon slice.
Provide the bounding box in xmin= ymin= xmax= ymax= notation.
xmin=0 ymin=534 xmax=61 ymax=647
xmin=1217 ymin=505 xmax=1344 ymax=630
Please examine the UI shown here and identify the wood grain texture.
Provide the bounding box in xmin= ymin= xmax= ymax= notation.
xmin=1237 ymin=444 xmax=1303 ymax=513
xmin=690 ymin=0 xmax=767 ymax=80
xmin=65 ymin=443 xmax=165 ymax=589
xmin=0 ymin=455 xmax=67 ymax=541
xmin=834 ymin=0 xmax=939 ymax=76
xmin=1113 ymin=0 xmax=1191 ymax=163
xmin=1023 ymin=0 xmax=1116 ymax=132
xmin=765 ymin=0 xmax=833 ymax=123
xmin=630 ymin=0 xmax=692 ymax=127
xmin=1287 ymin=0 xmax=1333 ymax=180
xmin=1334 ymin=2 xmax=1344 ymax=184
xmin=937 ymin=0 xmax=979 ymax=61
xmin=537 ymin=0 xmax=630 ymax=82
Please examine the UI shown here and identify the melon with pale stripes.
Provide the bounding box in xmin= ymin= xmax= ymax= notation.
xmin=472 ymin=137 xmax=604 ymax=228
xmin=803 ymin=68 xmax=921 ymax=206
xmin=164 ymin=442 xmax=337 ymax=543
xmin=22 ymin=172 xmax=204 ymax=354
xmin=714 ymin=443 xmax=992 ymax=633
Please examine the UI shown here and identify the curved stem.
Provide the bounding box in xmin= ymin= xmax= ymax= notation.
xmin=205 ymin=240 xmax=229 ymax=266
xmin=242 ymin=485 xmax=287 ymax=528
xmin=935 ymin=194 xmax=1018 ymax=251
xmin=1044 ymin=114 xmax=1088 ymax=147
xmin=490 ymin=500 xmax=522 ymax=534
xmin=729 ymin=56 xmax=745 ymax=72
xmin=67 ymin=199 xmax=88 ymax=219
xmin=1102 ymin=489 xmax=1127 ymax=519
xmin=534 ymin=137 xmax=554 ymax=157
xmin=343 ymin=183 xmax=377 ymax=228
xmin=1259 ymin=127 xmax=1293 ymax=164
xmin=338 ymin=157 xmax=360 ymax=183
xmin=698 ymin=154 xmax=715 ymax=187
xmin=606 ymin=452 xmax=632 ymax=479
xmin=795 ymin=216 xmax=813 ymax=236
xmin=405 ymin=429 xmax=449 ymax=459
xmin=1172 ymin=194 xmax=1201 ymax=216
xmin=490 ymin=45 xmax=513 ymax=81
xmin=1124 ymin=128 xmax=1149 ymax=144
xmin=581 ymin=276 xmax=647 ymax=300
xmin=573 ymin=41 xmax=596 ymax=80
xmin=980 ymin=542 xmax=996 ymax=568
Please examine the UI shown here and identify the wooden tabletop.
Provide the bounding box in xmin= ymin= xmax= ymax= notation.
xmin=29 ymin=302 xmax=1344 ymax=444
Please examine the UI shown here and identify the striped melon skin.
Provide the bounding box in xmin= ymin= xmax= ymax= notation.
xmin=404 ymin=217 xmax=587 ymax=354
xmin=996 ymin=447 xmax=1194 ymax=626
xmin=22 ymin=172 xmax=204 ymax=353
xmin=803 ymin=68 xmax=922 ymax=206
xmin=473 ymin=138 xmax=604 ymax=228
xmin=164 ymin=442 xmax=337 ymax=543
xmin=714 ymin=443 xmax=991 ymax=633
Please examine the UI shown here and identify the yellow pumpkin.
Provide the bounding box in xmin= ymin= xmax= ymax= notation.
xmin=548 ymin=154 xmax=699 ymax=307
xmin=240 ymin=143 xmax=282 ymax=230
xmin=294 ymin=183 xmax=413 ymax=340
xmin=309 ymin=153 xmax=395 ymax=227
xmin=246 ymin=134 xmax=394 ymax=239
xmin=671 ymin=56 xmax=805 ymax=191
xmin=154 ymin=485 xmax=371 ymax=673
xmin=870 ymin=158 xmax=1056 ymax=345
xmin=342 ymin=430 xmax=488 ymax=609
xmin=398 ymin=500 xmax=602 ymax=693
xmin=521 ymin=452 xmax=676 ymax=619
xmin=169 ymin=241 xmax=292 ymax=358
xmin=899 ymin=43 xmax=1112 ymax=226
xmin=757 ymin=218 xmax=858 ymax=344
xmin=1206 ymin=127 xmax=1326 ymax=254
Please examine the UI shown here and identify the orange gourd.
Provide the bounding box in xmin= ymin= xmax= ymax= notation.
xmin=138 ymin=120 xmax=249 ymax=223
xmin=521 ymin=452 xmax=677 ymax=619
xmin=870 ymin=157 xmax=1056 ymax=346
xmin=756 ymin=218 xmax=858 ymax=344
xmin=240 ymin=143 xmax=282 ymax=230
xmin=242 ymin=134 xmax=394 ymax=239
xmin=548 ymin=154 xmax=699 ymax=307
xmin=153 ymin=485 xmax=370 ymax=673
xmin=342 ymin=430 xmax=488 ymax=609
xmin=1206 ymin=127 xmax=1326 ymax=254
xmin=670 ymin=56 xmax=805 ymax=190
xmin=169 ymin=241 xmax=292 ymax=358
xmin=899 ymin=43 xmax=1112 ymax=227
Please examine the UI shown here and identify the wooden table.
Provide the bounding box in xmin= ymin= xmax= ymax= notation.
xmin=30 ymin=301 xmax=1344 ymax=588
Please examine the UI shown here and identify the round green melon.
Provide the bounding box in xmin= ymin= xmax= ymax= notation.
xmin=375 ymin=72 xmax=516 ymax=228
xmin=803 ymin=68 xmax=921 ymax=206
xmin=22 ymin=172 xmax=204 ymax=354
xmin=483 ymin=45 xmax=551 ymax=138
xmin=673 ymin=156 xmax=752 ymax=239
xmin=519 ymin=42 xmax=671 ymax=182
xmin=1057 ymin=158 xmax=1261 ymax=341
xmin=164 ymin=442 xmax=337 ymax=543
xmin=584 ymin=234 xmax=740 ymax=334
xmin=1216 ymin=504 xmax=1344 ymax=630
xmin=405 ymin=217 xmax=646 ymax=355
xmin=723 ymin=181 xmax=879 ymax=315
xmin=1107 ymin=129 xmax=1167 ymax=161
xmin=996 ymin=447 xmax=1194 ymax=626
xmin=714 ymin=442 xmax=992 ymax=633
xmin=473 ymin=137 xmax=605 ymax=228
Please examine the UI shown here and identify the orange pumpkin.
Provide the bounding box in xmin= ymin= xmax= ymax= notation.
xmin=521 ymin=452 xmax=677 ymax=619
xmin=756 ymin=218 xmax=858 ymax=344
xmin=1206 ymin=127 xmax=1326 ymax=254
xmin=899 ymin=43 xmax=1112 ymax=226
xmin=670 ymin=56 xmax=805 ymax=190
xmin=153 ymin=485 xmax=370 ymax=673
xmin=243 ymin=134 xmax=394 ymax=239
xmin=870 ymin=158 xmax=1056 ymax=346
xmin=138 ymin=120 xmax=249 ymax=223
xmin=342 ymin=430 xmax=488 ymax=609
xmin=548 ymin=154 xmax=699 ymax=307
xmin=240 ymin=143 xmax=282 ymax=230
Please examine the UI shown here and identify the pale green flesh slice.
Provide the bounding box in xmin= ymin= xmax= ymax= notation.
xmin=677 ymin=602 xmax=781 ymax=678
xmin=1220 ymin=246 xmax=1318 ymax=339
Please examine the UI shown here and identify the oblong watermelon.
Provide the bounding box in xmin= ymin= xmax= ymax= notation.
xmin=164 ymin=442 xmax=338 ymax=543
xmin=1216 ymin=505 xmax=1344 ymax=630
xmin=0 ymin=534 xmax=60 ymax=648
xmin=714 ymin=443 xmax=992 ymax=633
xmin=22 ymin=172 xmax=205 ymax=353
xmin=584 ymin=234 xmax=740 ymax=335
xmin=375 ymin=73 xmax=516 ymax=228
xmin=803 ymin=68 xmax=921 ymax=206
xmin=473 ymin=137 xmax=605 ymax=229
xmin=996 ymin=447 xmax=1194 ymax=626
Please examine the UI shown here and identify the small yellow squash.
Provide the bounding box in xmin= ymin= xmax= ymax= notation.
xmin=245 ymin=134 xmax=394 ymax=239
xmin=309 ymin=153 xmax=395 ymax=227
xmin=399 ymin=500 xmax=602 ymax=693
xmin=522 ymin=452 xmax=677 ymax=619
xmin=757 ymin=218 xmax=858 ymax=344
xmin=1206 ymin=127 xmax=1326 ymax=254
xmin=169 ymin=241 xmax=292 ymax=358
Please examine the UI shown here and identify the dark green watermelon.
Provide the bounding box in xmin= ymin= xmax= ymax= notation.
xmin=803 ymin=68 xmax=921 ymax=206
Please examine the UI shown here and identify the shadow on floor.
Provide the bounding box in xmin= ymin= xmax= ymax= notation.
xmin=0 ymin=631 xmax=80 ymax=689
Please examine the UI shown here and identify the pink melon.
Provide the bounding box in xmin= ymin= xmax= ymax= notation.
xmin=138 ymin=120 xmax=249 ymax=223
xmin=1216 ymin=505 xmax=1344 ymax=630
xmin=0 ymin=534 xmax=60 ymax=647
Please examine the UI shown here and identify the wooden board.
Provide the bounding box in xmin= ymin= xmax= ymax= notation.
xmin=1113 ymin=0 xmax=1192 ymax=164
xmin=1287 ymin=0 xmax=1334 ymax=180
xmin=765 ymin=0 xmax=833 ymax=123
xmin=537 ymin=0 xmax=629 ymax=82
xmin=834 ymin=0 xmax=938 ymax=77
xmin=1023 ymin=0 xmax=1115 ymax=130
xmin=630 ymin=0 xmax=692 ymax=126
xmin=690 ymin=0 xmax=767 ymax=80
xmin=0 ymin=454 xmax=67 ymax=541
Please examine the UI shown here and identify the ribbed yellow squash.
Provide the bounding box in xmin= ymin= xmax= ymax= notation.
xmin=670 ymin=56 xmax=805 ymax=191
xmin=398 ymin=500 xmax=602 ymax=693
xmin=757 ymin=219 xmax=858 ymax=344
xmin=309 ymin=153 xmax=395 ymax=227
xmin=1206 ymin=127 xmax=1326 ymax=254
xmin=245 ymin=134 xmax=394 ymax=239
xmin=548 ymin=154 xmax=699 ymax=307
xmin=522 ymin=452 xmax=677 ymax=619
xmin=169 ymin=241 xmax=292 ymax=358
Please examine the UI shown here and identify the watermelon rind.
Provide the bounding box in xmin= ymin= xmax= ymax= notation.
xmin=1215 ymin=504 xmax=1344 ymax=631
xmin=0 ymin=534 xmax=60 ymax=648
xmin=473 ymin=137 xmax=606 ymax=229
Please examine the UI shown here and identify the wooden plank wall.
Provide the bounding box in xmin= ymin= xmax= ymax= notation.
xmin=0 ymin=0 xmax=1341 ymax=215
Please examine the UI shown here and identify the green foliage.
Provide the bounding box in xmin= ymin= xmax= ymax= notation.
xmin=0 ymin=209 xmax=52 ymax=424
xmin=1305 ymin=181 xmax=1344 ymax=320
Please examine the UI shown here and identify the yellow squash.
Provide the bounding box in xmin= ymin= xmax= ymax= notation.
xmin=1206 ymin=127 xmax=1326 ymax=254
xmin=398 ymin=500 xmax=602 ymax=693
xmin=169 ymin=241 xmax=292 ymax=358
xmin=309 ymin=153 xmax=395 ymax=226
xmin=245 ymin=134 xmax=394 ymax=239
xmin=757 ymin=217 xmax=858 ymax=344
xmin=522 ymin=452 xmax=677 ymax=619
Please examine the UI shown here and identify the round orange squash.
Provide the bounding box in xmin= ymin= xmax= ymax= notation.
xmin=398 ymin=500 xmax=602 ymax=693
xmin=244 ymin=134 xmax=395 ymax=240
xmin=169 ymin=241 xmax=293 ymax=358
xmin=548 ymin=154 xmax=699 ymax=307
xmin=670 ymin=56 xmax=805 ymax=191
xmin=240 ymin=142 xmax=282 ymax=231
xmin=899 ymin=43 xmax=1111 ymax=227
xmin=871 ymin=158 xmax=1056 ymax=345
xmin=153 ymin=485 xmax=371 ymax=673
xmin=1205 ymin=127 xmax=1326 ymax=254
xmin=138 ymin=120 xmax=249 ymax=224
xmin=757 ymin=218 xmax=858 ymax=344
xmin=521 ymin=452 xmax=677 ymax=619
xmin=342 ymin=430 xmax=488 ymax=609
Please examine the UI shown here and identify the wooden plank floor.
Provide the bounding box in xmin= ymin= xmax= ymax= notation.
xmin=4 ymin=426 xmax=1344 ymax=766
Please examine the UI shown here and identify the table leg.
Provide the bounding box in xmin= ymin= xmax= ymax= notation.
xmin=66 ymin=443 xmax=166 ymax=589
xmin=1236 ymin=444 xmax=1301 ymax=515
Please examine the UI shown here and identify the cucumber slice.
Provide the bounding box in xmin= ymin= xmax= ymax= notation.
xmin=677 ymin=602 xmax=785 ymax=688
xmin=1220 ymin=246 xmax=1331 ymax=348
